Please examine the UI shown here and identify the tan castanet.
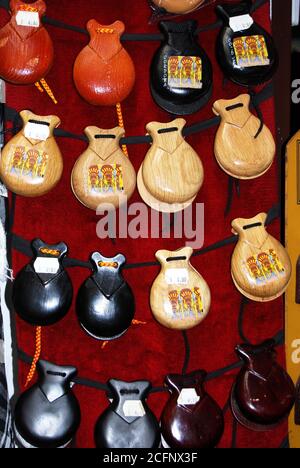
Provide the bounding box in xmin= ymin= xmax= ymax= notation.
xmin=150 ymin=247 xmax=211 ymax=330
xmin=152 ymin=0 xmax=206 ymax=15
xmin=213 ymin=95 xmax=275 ymax=180
xmin=73 ymin=20 xmax=135 ymax=106
xmin=0 ymin=110 xmax=63 ymax=197
xmin=0 ymin=0 xmax=54 ymax=85
xmin=231 ymin=213 xmax=292 ymax=302
xmin=71 ymin=126 xmax=136 ymax=211
xmin=138 ymin=119 xmax=203 ymax=210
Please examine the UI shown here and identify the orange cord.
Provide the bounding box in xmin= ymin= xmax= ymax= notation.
xmin=101 ymin=341 xmax=109 ymax=350
xmin=25 ymin=326 xmax=42 ymax=388
xmin=40 ymin=78 xmax=58 ymax=105
xmin=116 ymin=102 xmax=129 ymax=157
xmin=19 ymin=5 xmax=38 ymax=12
xmin=35 ymin=81 xmax=44 ymax=93
xmin=132 ymin=320 xmax=147 ymax=326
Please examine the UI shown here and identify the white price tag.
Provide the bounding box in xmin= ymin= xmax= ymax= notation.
xmin=16 ymin=11 xmax=40 ymax=28
xmin=123 ymin=400 xmax=145 ymax=418
xmin=24 ymin=122 xmax=50 ymax=141
xmin=177 ymin=388 xmax=200 ymax=406
xmin=34 ymin=257 xmax=60 ymax=275
xmin=165 ymin=268 xmax=188 ymax=285
xmin=229 ymin=14 xmax=254 ymax=32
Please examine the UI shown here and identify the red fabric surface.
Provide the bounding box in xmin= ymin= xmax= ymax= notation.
xmin=1 ymin=0 xmax=287 ymax=448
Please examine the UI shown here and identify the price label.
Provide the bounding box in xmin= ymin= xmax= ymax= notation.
xmin=177 ymin=388 xmax=200 ymax=406
xmin=165 ymin=268 xmax=188 ymax=285
xmin=34 ymin=257 xmax=60 ymax=275
xmin=229 ymin=14 xmax=254 ymax=32
xmin=16 ymin=11 xmax=40 ymax=28
xmin=123 ymin=400 xmax=145 ymax=418
xmin=24 ymin=122 xmax=50 ymax=141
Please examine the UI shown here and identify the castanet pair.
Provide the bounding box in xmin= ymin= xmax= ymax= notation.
xmin=13 ymin=341 xmax=295 ymax=448
xmin=12 ymin=240 xmax=135 ymax=341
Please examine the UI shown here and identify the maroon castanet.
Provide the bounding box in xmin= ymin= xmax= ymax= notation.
xmin=231 ymin=340 xmax=296 ymax=431
xmin=160 ymin=371 xmax=224 ymax=448
xmin=0 ymin=0 xmax=54 ymax=85
xmin=73 ymin=20 xmax=136 ymax=106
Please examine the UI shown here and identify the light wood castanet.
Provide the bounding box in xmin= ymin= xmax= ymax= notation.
xmin=137 ymin=119 xmax=203 ymax=212
xmin=231 ymin=213 xmax=291 ymax=302
xmin=0 ymin=110 xmax=63 ymax=197
xmin=285 ymin=130 xmax=300 ymax=449
xmin=152 ymin=0 xmax=205 ymax=15
xmin=213 ymin=94 xmax=275 ymax=180
xmin=150 ymin=247 xmax=211 ymax=330
xmin=71 ymin=126 xmax=136 ymax=211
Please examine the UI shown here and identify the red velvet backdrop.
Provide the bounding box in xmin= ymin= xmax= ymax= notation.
xmin=1 ymin=0 xmax=286 ymax=449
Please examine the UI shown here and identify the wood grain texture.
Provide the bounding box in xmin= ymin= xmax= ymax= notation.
xmin=71 ymin=126 xmax=136 ymax=211
xmin=213 ymin=94 xmax=275 ymax=180
xmin=0 ymin=0 xmax=54 ymax=85
xmin=0 ymin=110 xmax=63 ymax=197
xmin=231 ymin=213 xmax=291 ymax=302
xmin=73 ymin=19 xmax=135 ymax=106
xmin=150 ymin=247 xmax=211 ymax=330
xmin=152 ymin=0 xmax=205 ymax=15
xmin=285 ymin=131 xmax=300 ymax=449
xmin=140 ymin=118 xmax=204 ymax=205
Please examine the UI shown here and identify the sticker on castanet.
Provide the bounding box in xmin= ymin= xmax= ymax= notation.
xmin=232 ymin=36 xmax=270 ymax=68
xmin=88 ymin=164 xmax=124 ymax=194
xmin=8 ymin=146 xmax=48 ymax=180
xmin=243 ymin=250 xmax=286 ymax=285
xmin=168 ymin=56 xmax=202 ymax=89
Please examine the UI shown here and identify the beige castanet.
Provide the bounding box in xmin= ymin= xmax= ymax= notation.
xmin=152 ymin=0 xmax=205 ymax=15
xmin=0 ymin=110 xmax=63 ymax=197
xmin=213 ymin=94 xmax=275 ymax=180
xmin=150 ymin=247 xmax=211 ymax=330
xmin=71 ymin=126 xmax=136 ymax=211
xmin=231 ymin=213 xmax=292 ymax=302
xmin=138 ymin=119 xmax=203 ymax=212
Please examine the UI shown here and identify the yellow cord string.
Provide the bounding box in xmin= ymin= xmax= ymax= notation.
xmin=116 ymin=102 xmax=129 ymax=157
xmin=25 ymin=326 xmax=42 ymax=387
xmin=40 ymin=78 xmax=58 ymax=105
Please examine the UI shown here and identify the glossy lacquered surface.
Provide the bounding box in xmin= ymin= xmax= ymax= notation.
xmin=213 ymin=94 xmax=275 ymax=180
xmin=0 ymin=0 xmax=54 ymax=85
xmin=152 ymin=0 xmax=206 ymax=15
xmin=231 ymin=340 xmax=295 ymax=431
xmin=161 ymin=371 xmax=224 ymax=448
xmin=0 ymin=110 xmax=63 ymax=197
xmin=76 ymin=252 xmax=135 ymax=340
xmin=150 ymin=247 xmax=211 ymax=330
xmin=73 ymin=20 xmax=135 ymax=106
xmin=13 ymin=239 xmax=73 ymax=326
xmin=94 ymin=379 xmax=160 ymax=448
xmin=14 ymin=360 xmax=81 ymax=448
xmin=150 ymin=20 xmax=212 ymax=115
xmin=231 ymin=213 xmax=292 ymax=302
xmin=216 ymin=1 xmax=278 ymax=87
xmin=71 ymin=126 xmax=136 ymax=211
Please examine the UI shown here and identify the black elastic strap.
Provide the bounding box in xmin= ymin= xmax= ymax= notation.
xmin=181 ymin=331 xmax=190 ymax=375
xmin=238 ymin=297 xmax=251 ymax=344
xmin=231 ymin=417 xmax=238 ymax=449
xmin=225 ymin=176 xmax=235 ymax=217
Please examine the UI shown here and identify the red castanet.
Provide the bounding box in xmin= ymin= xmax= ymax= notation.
xmin=73 ymin=20 xmax=136 ymax=106
xmin=0 ymin=0 xmax=54 ymax=85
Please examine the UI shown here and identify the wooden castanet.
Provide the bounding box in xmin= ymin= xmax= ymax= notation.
xmin=73 ymin=20 xmax=135 ymax=106
xmin=94 ymin=380 xmax=160 ymax=449
xmin=0 ymin=110 xmax=63 ymax=197
xmin=137 ymin=119 xmax=203 ymax=213
xmin=0 ymin=0 xmax=54 ymax=85
xmin=231 ymin=213 xmax=292 ymax=302
xmin=71 ymin=127 xmax=136 ymax=211
xmin=216 ymin=1 xmax=278 ymax=87
xmin=231 ymin=340 xmax=295 ymax=431
xmin=151 ymin=0 xmax=206 ymax=15
xmin=150 ymin=247 xmax=211 ymax=330
xmin=14 ymin=360 xmax=81 ymax=448
xmin=160 ymin=371 xmax=224 ymax=448
xmin=213 ymin=94 xmax=275 ymax=180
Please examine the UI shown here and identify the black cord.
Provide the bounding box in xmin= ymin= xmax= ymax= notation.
xmin=181 ymin=331 xmax=191 ymax=375
xmin=231 ymin=417 xmax=238 ymax=449
xmin=224 ymin=176 xmax=235 ymax=217
xmin=238 ymin=297 xmax=251 ymax=344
